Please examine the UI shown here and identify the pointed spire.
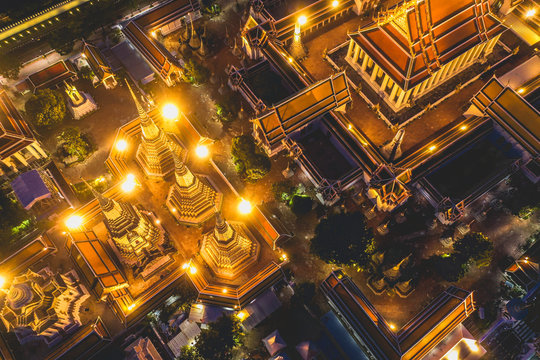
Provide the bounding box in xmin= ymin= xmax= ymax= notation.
xmin=125 ymin=80 xmax=161 ymax=140
xmin=81 ymin=177 xmax=113 ymax=211
xmin=214 ymin=211 xmax=233 ymax=240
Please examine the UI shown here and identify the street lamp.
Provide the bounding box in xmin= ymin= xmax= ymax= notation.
xmin=66 ymin=215 xmax=83 ymax=230
xmin=238 ymin=199 xmax=252 ymax=214
xmin=195 ymin=144 xmax=209 ymax=158
xmin=162 ymin=103 xmax=179 ymax=121
xmin=525 ymin=8 xmax=536 ymax=18
xmin=116 ymin=139 xmax=128 ymax=151
xmin=121 ymin=174 xmax=136 ymax=192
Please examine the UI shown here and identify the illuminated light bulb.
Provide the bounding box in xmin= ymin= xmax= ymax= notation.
xmin=517 ymin=88 xmax=525 ymax=94
xmin=222 ymin=288 xmax=228 ymax=294
xmin=195 ymin=145 xmax=209 ymax=158
xmin=66 ymin=215 xmax=83 ymax=229
xmin=238 ymin=199 xmax=252 ymax=214
xmin=121 ymin=174 xmax=136 ymax=192
xmin=428 ymin=145 xmax=437 ymax=152
xmin=525 ymin=8 xmax=536 ymax=18
xmin=332 ymin=0 xmax=339 ymax=7
xmin=116 ymin=139 xmax=128 ymax=151
xmin=189 ymin=266 xmax=197 ymax=274
xmin=460 ymin=125 xmax=467 ymax=131
xmin=0 ymin=276 xmax=5 ymax=289
xmin=182 ymin=263 xmax=189 ymax=269
xmin=162 ymin=103 xmax=179 ymax=120
xmin=298 ymin=15 xmax=307 ymax=25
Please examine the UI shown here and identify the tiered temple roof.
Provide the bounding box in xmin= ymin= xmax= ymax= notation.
xmin=0 ymin=268 xmax=89 ymax=346
xmin=88 ymin=185 xmax=165 ymax=272
xmin=0 ymin=91 xmax=35 ymax=160
xmin=127 ymin=82 xmax=175 ymax=177
xmin=26 ymin=60 xmax=77 ymax=93
xmin=321 ymin=270 xmax=476 ymax=360
xmin=349 ymin=0 xmax=505 ymax=90
xmin=166 ymin=145 xmax=223 ymax=226
xmin=200 ymin=212 xmax=260 ymax=280
xmin=82 ymin=41 xmax=116 ymax=88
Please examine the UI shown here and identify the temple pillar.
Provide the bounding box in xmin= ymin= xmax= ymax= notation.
xmin=380 ymin=74 xmax=389 ymax=91
xmin=13 ymin=152 xmax=28 ymax=166
xmin=432 ymin=68 xmax=443 ymax=86
xmin=440 ymin=62 xmax=451 ymax=81
xmin=370 ymin=64 xmax=379 ymax=82
xmin=472 ymin=42 xmax=486 ymax=61
xmin=395 ymin=88 xmax=408 ymax=108
xmin=402 ymin=89 xmax=413 ymax=106
xmin=485 ymin=36 xmax=499 ymax=55
xmin=1 ymin=158 xmax=16 ymax=170
xmin=32 ymin=142 xmax=47 ymax=158
xmin=361 ymin=53 xmax=369 ymax=72
xmin=389 ymin=83 xmax=399 ymax=102
xmin=25 ymin=144 xmax=41 ymax=159
xmin=412 ymin=83 xmax=420 ymax=98
xmin=347 ymin=40 xmax=354 ymax=58
xmin=352 ymin=44 xmax=361 ymax=63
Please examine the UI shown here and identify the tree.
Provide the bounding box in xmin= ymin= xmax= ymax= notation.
xmin=25 ymin=89 xmax=66 ymax=128
xmin=310 ymin=212 xmax=375 ymax=268
xmin=231 ymin=135 xmax=271 ymax=182
xmin=79 ymin=66 xmax=94 ymax=81
xmin=272 ymin=180 xmax=295 ymax=202
xmin=453 ymin=232 xmax=493 ymax=267
xmin=429 ymin=254 xmax=469 ymax=282
xmin=0 ymin=192 xmax=31 ymax=252
xmin=290 ymin=194 xmax=313 ymax=215
xmin=180 ymin=314 xmax=243 ymax=360
xmin=58 ymin=127 xmax=92 ymax=160
xmin=0 ymin=53 xmax=22 ymax=79
xmin=182 ymin=59 xmax=210 ymax=85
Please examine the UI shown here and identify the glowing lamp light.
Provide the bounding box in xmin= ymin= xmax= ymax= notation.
xmin=288 ymin=57 xmax=294 ymax=63
xmin=389 ymin=323 xmax=396 ymax=330
xmin=460 ymin=125 xmax=467 ymax=131
xmin=65 ymin=215 xmax=83 ymax=230
xmin=348 ymin=124 xmax=353 ymax=130
xmin=447 ymin=350 xmax=459 ymax=360
xmin=237 ymin=311 xmax=247 ymax=320
xmin=151 ymin=31 xmax=156 ymax=38
xmin=517 ymin=88 xmax=525 ymax=94
xmin=182 ymin=262 xmax=190 ymax=269
xmin=525 ymin=8 xmax=536 ymax=18
xmin=332 ymin=0 xmax=339 ymax=7
xmin=195 ymin=144 xmax=209 ymax=158
xmin=127 ymin=303 xmax=136 ymax=311
xmin=238 ymin=199 xmax=252 ymax=214
xmin=195 ymin=303 xmax=203 ymax=310
xmin=298 ymin=15 xmax=307 ymax=25
xmin=222 ymin=288 xmax=228 ymax=294
xmin=121 ymin=174 xmax=136 ymax=192
xmin=428 ymin=145 xmax=437 ymax=152
xmin=0 ymin=276 xmax=5 ymax=289
xmin=464 ymin=339 xmax=479 ymax=352
xmin=162 ymin=103 xmax=179 ymax=121
xmin=116 ymin=139 xmax=128 ymax=151
xmin=189 ymin=266 xmax=197 ymax=274
xmin=155 ymin=219 xmax=161 ymax=225
xmin=172 ymin=207 xmax=177 ymax=213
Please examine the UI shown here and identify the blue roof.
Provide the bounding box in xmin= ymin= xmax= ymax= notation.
xmin=11 ymin=170 xmax=50 ymax=209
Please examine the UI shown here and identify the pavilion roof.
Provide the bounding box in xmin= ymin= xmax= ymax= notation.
xmin=0 ymin=90 xmax=34 ymax=160
xmin=82 ymin=41 xmax=115 ymax=82
xmin=254 ymin=72 xmax=351 ymax=152
xmin=321 ymin=270 xmax=475 ymax=360
xmin=470 ymin=77 xmax=540 ymax=156
xmin=68 ymin=230 xmax=127 ymax=290
xmin=134 ymin=0 xmax=199 ymax=31
xmin=349 ymin=0 xmax=505 ymax=90
xmin=11 ymin=170 xmax=51 ymax=210
xmin=26 ymin=60 xmax=77 ymax=93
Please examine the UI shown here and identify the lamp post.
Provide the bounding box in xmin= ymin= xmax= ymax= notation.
xmin=289 ymin=15 xmax=307 ymax=59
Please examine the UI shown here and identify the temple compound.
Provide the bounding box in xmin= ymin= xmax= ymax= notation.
xmin=64 ymin=82 xmax=97 ymax=120
xmin=0 ymin=90 xmax=47 ymax=175
xmin=0 ymin=268 xmax=89 ymax=347
xmin=122 ymin=0 xmax=201 ymax=86
xmin=200 ymin=212 xmax=260 ymax=280
xmin=89 ymin=186 xmax=172 ymax=279
xmin=321 ymin=270 xmax=484 ymax=359
xmin=166 ymin=145 xmax=223 ymax=226
xmin=127 ymin=82 xmax=176 ymax=178
xmin=345 ymin=0 xmax=504 ymax=113
xmin=80 ymin=40 xmax=117 ymax=89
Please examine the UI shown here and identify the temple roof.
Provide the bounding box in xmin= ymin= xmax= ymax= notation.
xmin=349 ymin=0 xmax=505 ymax=90
xmin=134 ymin=0 xmax=199 ymax=31
xmin=469 ymin=77 xmax=540 ymax=157
xmin=26 ymin=60 xmax=77 ymax=93
xmin=0 ymin=90 xmax=34 ymax=160
xmin=11 ymin=170 xmax=51 ymax=210
xmin=321 ymin=270 xmax=475 ymax=360
xmin=82 ymin=41 xmax=115 ymax=82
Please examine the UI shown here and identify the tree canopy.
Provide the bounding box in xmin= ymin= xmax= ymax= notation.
xmin=290 ymin=194 xmax=313 ymax=216
xmin=25 ymin=89 xmax=66 ymax=128
xmin=182 ymin=59 xmax=210 ymax=85
xmin=231 ymin=135 xmax=271 ymax=182
xmin=58 ymin=127 xmax=92 ymax=160
xmin=179 ymin=314 xmax=243 ymax=360
xmin=310 ymin=212 xmax=375 ymax=268
xmin=453 ymin=232 xmax=493 ymax=267
xmin=0 ymin=53 xmax=22 ymax=80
